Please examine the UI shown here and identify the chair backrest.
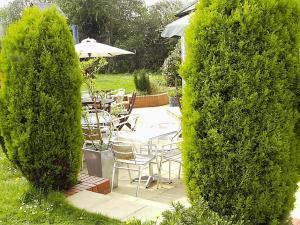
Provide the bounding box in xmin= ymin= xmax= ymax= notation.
xmin=111 ymin=88 xmax=125 ymax=95
xmin=113 ymin=89 xmax=125 ymax=104
xmin=82 ymin=126 xmax=101 ymax=141
xmin=112 ymin=142 xmax=135 ymax=160
xmin=96 ymin=110 xmax=112 ymax=123
xmin=82 ymin=99 xmax=102 ymax=111
xmin=82 ymin=110 xmax=114 ymax=137
xmin=82 ymin=109 xmax=112 ymax=125
xmin=161 ymin=140 xmax=181 ymax=159
xmin=127 ymin=92 xmax=137 ymax=114
xmin=149 ymin=130 xmax=180 ymax=148
xmin=95 ymin=90 xmax=107 ymax=100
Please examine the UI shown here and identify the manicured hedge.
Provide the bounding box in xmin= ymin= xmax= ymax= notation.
xmin=181 ymin=0 xmax=300 ymax=224
xmin=0 ymin=7 xmax=83 ymax=190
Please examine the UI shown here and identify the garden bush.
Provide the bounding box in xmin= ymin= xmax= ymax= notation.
xmin=181 ymin=0 xmax=300 ymax=224
xmin=162 ymin=42 xmax=181 ymax=87
xmin=0 ymin=7 xmax=83 ymax=190
xmin=161 ymin=198 xmax=243 ymax=225
xmin=133 ymin=69 xmax=152 ymax=94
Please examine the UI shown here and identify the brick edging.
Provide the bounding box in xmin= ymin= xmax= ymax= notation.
xmin=129 ymin=93 xmax=169 ymax=108
xmin=65 ymin=173 xmax=110 ymax=196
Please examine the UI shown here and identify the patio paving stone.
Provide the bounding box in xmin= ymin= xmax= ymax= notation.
xmin=86 ymin=198 xmax=146 ymax=220
xmin=67 ymin=190 xmax=172 ymax=222
xmin=67 ymin=190 xmax=111 ymax=209
xmin=74 ymin=105 xmax=300 ymax=223
xmin=125 ymin=205 xmax=168 ymax=223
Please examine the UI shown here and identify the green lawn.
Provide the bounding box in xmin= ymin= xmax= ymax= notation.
xmin=95 ymin=73 xmax=135 ymax=93
xmin=82 ymin=73 xmax=167 ymax=94
xmin=0 ymin=149 xmax=122 ymax=225
xmin=82 ymin=73 xmax=135 ymax=93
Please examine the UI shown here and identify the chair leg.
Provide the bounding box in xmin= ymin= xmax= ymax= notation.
xmin=178 ymin=162 xmax=182 ymax=179
xmin=127 ymin=164 xmax=132 ymax=182
xmin=136 ymin=166 xmax=142 ymax=197
xmin=157 ymin=157 xmax=162 ymax=189
xmin=125 ymin=122 xmax=132 ymax=130
xmin=111 ymin=162 xmax=116 ymax=193
xmin=117 ymin=117 xmax=126 ymax=130
xmin=132 ymin=118 xmax=138 ymax=131
xmin=169 ymin=161 xmax=172 ymax=184
xmin=117 ymin=124 xmax=124 ymax=130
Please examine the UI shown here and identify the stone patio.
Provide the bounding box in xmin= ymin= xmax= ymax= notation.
xmin=68 ymin=105 xmax=187 ymax=223
xmin=68 ymin=105 xmax=300 ymax=223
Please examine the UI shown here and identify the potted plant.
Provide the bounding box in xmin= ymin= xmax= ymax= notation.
xmin=81 ymin=58 xmax=118 ymax=188
xmin=168 ymin=88 xmax=181 ymax=107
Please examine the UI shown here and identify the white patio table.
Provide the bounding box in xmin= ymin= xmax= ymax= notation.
xmin=116 ymin=123 xmax=181 ymax=188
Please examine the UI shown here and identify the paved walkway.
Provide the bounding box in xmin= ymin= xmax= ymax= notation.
xmin=68 ymin=105 xmax=300 ymax=223
xmin=68 ymin=181 xmax=187 ymax=223
xmin=69 ymin=105 xmax=187 ymax=223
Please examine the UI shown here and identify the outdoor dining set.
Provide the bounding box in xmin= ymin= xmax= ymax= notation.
xmin=81 ymin=88 xmax=182 ymax=196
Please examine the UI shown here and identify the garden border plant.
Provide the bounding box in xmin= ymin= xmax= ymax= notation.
xmin=133 ymin=69 xmax=152 ymax=95
xmin=162 ymin=41 xmax=182 ymax=87
xmin=0 ymin=7 xmax=83 ymax=191
xmin=181 ymin=0 xmax=300 ymax=224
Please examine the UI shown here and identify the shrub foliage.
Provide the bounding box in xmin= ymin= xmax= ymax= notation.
xmin=161 ymin=198 xmax=243 ymax=225
xmin=0 ymin=7 xmax=83 ymax=190
xmin=162 ymin=42 xmax=182 ymax=87
xmin=133 ymin=70 xmax=152 ymax=94
xmin=181 ymin=0 xmax=300 ymax=224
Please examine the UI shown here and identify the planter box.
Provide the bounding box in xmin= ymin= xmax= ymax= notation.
xmin=128 ymin=93 xmax=169 ymax=108
xmin=83 ymin=147 xmax=118 ymax=188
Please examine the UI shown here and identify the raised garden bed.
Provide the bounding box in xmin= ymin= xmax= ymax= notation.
xmin=127 ymin=93 xmax=169 ymax=108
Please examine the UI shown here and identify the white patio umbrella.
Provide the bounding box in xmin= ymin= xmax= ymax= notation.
xmin=75 ymin=38 xmax=134 ymax=58
xmin=161 ymin=14 xmax=191 ymax=38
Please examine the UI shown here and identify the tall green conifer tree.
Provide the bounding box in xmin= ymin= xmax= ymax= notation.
xmin=0 ymin=7 xmax=83 ymax=190
xmin=181 ymin=0 xmax=300 ymax=223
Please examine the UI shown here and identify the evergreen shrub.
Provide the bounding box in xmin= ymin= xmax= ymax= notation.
xmin=133 ymin=70 xmax=151 ymax=94
xmin=181 ymin=0 xmax=300 ymax=224
xmin=162 ymin=43 xmax=181 ymax=87
xmin=161 ymin=198 xmax=243 ymax=225
xmin=0 ymin=7 xmax=83 ymax=190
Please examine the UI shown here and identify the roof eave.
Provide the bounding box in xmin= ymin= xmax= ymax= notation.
xmin=175 ymin=0 xmax=197 ymax=17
